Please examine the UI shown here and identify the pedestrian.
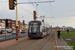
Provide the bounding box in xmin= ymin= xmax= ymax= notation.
xmin=57 ymin=29 xmax=61 ymax=39
xmin=67 ymin=29 xmax=69 ymax=33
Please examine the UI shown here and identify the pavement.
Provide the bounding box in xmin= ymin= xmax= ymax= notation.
xmin=62 ymin=37 xmax=75 ymax=41
xmin=0 ymin=36 xmax=28 ymax=47
xmin=57 ymin=37 xmax=73 ymax=50
xmin=0 ymin=33 xmax=73 ymax=50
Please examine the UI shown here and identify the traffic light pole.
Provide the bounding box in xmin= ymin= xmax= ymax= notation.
xmin=5 ymin=19 xmax=6 ymax=40
xmin=16 ymin=0 xmax=18 ymax=40
xmin=5 ymin=19 xmax=8 ymax=40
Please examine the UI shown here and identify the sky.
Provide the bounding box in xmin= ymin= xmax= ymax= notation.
xmin=0 ymin=0 xmax=75 ymax=28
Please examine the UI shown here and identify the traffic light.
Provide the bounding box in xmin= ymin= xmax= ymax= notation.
xmin=9 ymin=0 xmax=15 ymax=10
xmin=33 ymin=11 xmax=37 ymax=20
xmin=5 ymin=19 xmax=8 ymax=27
xmin=42 ymin=20 xmax=44 ymax=22
xmin=23 ymin=20 xmax=25 ymax=25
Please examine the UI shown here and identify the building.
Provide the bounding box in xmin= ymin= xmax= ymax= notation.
xmin=0 ymin=22 xmax=5 ymax=28
xmin=0 ymin=19 xmax=28 ymax=30
xmin=52 ymin=26 xmax=73 ymax=31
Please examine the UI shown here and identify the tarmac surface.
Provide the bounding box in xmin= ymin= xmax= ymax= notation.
xmin=0 ymin=32 xmax=73 ymax=50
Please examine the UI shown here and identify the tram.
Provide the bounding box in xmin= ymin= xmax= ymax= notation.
xmin=28 ymin=20 xmax=48 ymax=38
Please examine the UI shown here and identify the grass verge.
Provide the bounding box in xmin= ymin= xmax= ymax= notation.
xmin=53 ymin=31 xmax=75 ymax=50
xmin=54 ymin=31 xmax=75 ymax=38
xmin=66 ymin=41 xmax=75 ymax=50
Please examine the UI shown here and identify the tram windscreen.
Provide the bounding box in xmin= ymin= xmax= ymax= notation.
xmin=29 ymin=25 xmax=39 ymax=33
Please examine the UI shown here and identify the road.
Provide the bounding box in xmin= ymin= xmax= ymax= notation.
xmin=0 ymin=33 xmax=28 ymax=42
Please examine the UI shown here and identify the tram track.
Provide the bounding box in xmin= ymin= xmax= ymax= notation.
xmin=39 ymin=32 xmax=53 ymax=50
xmin=37 ymin=32 xmax=60 ymax=50
xmin=19 ymin=39 xmax=39 ymax=50
xmin=0 ymin=37 xmax=38 ymax=50
xmin=0 ymin=39 xmax=31 ymax=50
xmin=17 ymin=33 xmax=50 ymax=50
xmin=0 ymin=33 xmax=50 ymax=50
xmin=19 ymin=34 xmax=50 ymax=50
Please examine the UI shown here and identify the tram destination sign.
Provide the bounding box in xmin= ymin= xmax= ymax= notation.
xmin=29 ymin=21 xmax=41 ymax=25
xmin=32 ymin=23 xmax=38 ymax=25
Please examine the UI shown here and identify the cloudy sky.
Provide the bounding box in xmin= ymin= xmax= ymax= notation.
xmin=0 ymin=0 xmax=75 ymax=28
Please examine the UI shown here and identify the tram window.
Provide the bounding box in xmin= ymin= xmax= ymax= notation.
xmin=40 ymin=25 xmax=42 ymax=32
xmin=29 ymin=26 xmax=31 ymax=32
xmin=29 ymin=25 xmax=39 ymax=33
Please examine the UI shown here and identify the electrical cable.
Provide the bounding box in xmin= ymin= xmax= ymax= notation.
xmin=49 ymin=1 xmax=54 ymax=25
xmin=29 ymin=0 xmax=36 ymax=9
xmin=19 ymin=5 xmax=32 ymax=14
xmin=50 ymin=2 xmax=53 ymax=17
xmin=28 ymin=0 xmax=41 ymax=16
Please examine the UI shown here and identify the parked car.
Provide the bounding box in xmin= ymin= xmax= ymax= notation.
xmin=2 ymin=29 xmax=11 ymax=33
xmin=12 ymin=31 xmax=16 ymax=35
xmin=3 ymin=30 xmax=7 ymax=34
xmin=21 ymin=30 xmax=26 ymax=34
xmin=7 ymin=30 xmax=11 ymax=33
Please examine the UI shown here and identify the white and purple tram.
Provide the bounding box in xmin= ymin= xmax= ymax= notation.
xmin=28 ymin=20 xmax=48 ymax=38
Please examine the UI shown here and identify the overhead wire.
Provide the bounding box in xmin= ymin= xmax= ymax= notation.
xmin=50 ymin=2 xmax=53 ymax=17
xmin=18 ymin=5 xmax=33 ymax=23
xmin=19 ymin=5 xmax=32 ymax=15
xmin=49 ymin=1 xmax=54 ymax=25
xmin=28 ymin=0 xmax=41 ymax=16
xmin=29 ymin=0 xmax=36 ymax=9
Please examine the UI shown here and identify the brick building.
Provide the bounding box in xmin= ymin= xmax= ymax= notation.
xmin=0 ymin=19 xmax=28 ymax=29
xmin=0 ymin=22 xmax=5 ymax=28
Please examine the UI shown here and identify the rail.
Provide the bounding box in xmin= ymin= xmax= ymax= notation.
xmin=39 ymin=32 xmax=53 ymax=50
